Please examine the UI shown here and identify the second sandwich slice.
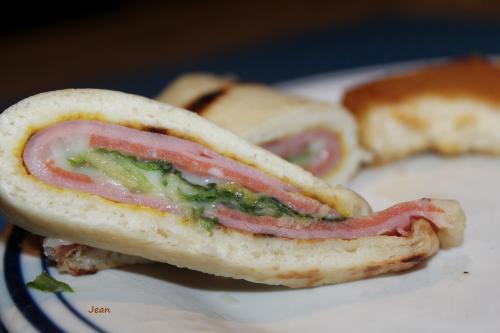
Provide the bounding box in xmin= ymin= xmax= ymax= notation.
xmin=158 ymin=73 xmax=368 ymax=184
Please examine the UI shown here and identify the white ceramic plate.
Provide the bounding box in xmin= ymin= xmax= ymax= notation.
xmin=1 ymin=60 xmax=499 ymax=333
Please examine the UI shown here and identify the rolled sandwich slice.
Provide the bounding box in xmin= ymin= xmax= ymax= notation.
xmin=157 ymin=73 xmax=367 ymax=184
xmin=47 ymin=76 xmax=365 ymax=275
xmin=343 ymin=56 xmax=500 ymax=163
xmin=0 ymin=89 xmax=465 ymax=287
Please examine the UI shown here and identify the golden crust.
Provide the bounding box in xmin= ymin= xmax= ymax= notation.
xmin=342 ymin=57 xmax=500 ymax=163
xmin=158 ymin=74 xmax=316 ymax=136
xmin=343 ymin=56 xmax=500 ymax=116
xmin=269 ymin=221 xmax=440 ymax=287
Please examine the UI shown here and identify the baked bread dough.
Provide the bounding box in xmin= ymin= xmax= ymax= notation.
xmin=343 ymin=56 xmax=500 ymax=162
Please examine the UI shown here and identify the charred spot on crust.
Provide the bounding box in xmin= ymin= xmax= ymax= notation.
xmin=55 ymin=245 xmax=100 ymax=276
xmin=19 ymin=130 xmax=39 ymax=175
xmin=277 ymin=268 xmax=321 ymax=284
xmin=363 ymin=264 xmax=384 ymax=275
xmin=401 ymin=254 xmax=427 ymax=263
xmin=256 ymin=233 xmax=276 ymax=238
xmin=20 ymin=155 xmax=30 ymax=175
xmin=184 ymin=88 xmax=227 ymax=114
xmin=223 ymin=226 xmax=277 ymax=239
xmin=143 ymin=126 xmax=169 ymax=135
xmin=343 ymin=56 xmax=500 ymax=115
xmin=69 ymin=268 xmax=98 ymax=276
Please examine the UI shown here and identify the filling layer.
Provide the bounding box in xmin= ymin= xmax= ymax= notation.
xmin=260 ymin=129 xmax=341 ymax=177
xmin=67 ymin=148 xmax=340 ymax=233
xmin=23 ymin=120 xmax=450 ymax=240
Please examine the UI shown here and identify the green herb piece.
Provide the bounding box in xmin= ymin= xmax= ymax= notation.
xmin=285 ymin=152 xmax=312 ymax=168
xmin=182 ymin=181 xmax=318 ymax=220
xmin=284 ymin=141 xmax=328 ymax=168
xmin=321 ymin=215 xmax=348 ymax=223
xmin=252 ymin=196 xmax=298 ymax=217
xmin=67 ymin=155 xmax=87 ymax=167
xmin=131 ymin=158 xmax=173 ymax=173
xmin=181 ymin=182 xmax=219 ymax=202
xmin=89 ymin=148 xmax=174 ymax=173
xmin=199 ymin=217 xmax=217 ymax=234
xmin=84 ymin=149 xmax=156 ymax=193
xmin=67 ymin=148 xmax=344 ymax=223
xmin=162 ymin=172 xmax=199 ymax=202
xmin=192 ymin=207 xmax=218 ymax=234
xmin=27 ymin=271 xmax=74 ymax=293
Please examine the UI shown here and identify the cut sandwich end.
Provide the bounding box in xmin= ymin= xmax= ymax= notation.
xmin=430 ymin=199 xmax=466 ymax=248
xmin=356 ymin=96 xmax=500 ymax=163
xmin=158 ymin=73 xmax=367 ymax=184
xmin=262 ymin=220 xmax=441 ymax=288
xmin=343 ymin=57 xmax=500 ymax=163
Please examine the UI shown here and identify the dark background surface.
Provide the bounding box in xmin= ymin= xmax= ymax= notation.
xmin=2 ymin=0 xmax=500 ymax=110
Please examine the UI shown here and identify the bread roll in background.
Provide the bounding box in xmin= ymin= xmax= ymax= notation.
xmin=343 ymin=56 xmax=500 ymax=163
xmin=158 ymin=73 xmax=368 ymax=184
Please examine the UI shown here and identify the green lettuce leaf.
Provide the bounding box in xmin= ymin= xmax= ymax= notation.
xmin=27 ymin=271 xmax=74 ymax=293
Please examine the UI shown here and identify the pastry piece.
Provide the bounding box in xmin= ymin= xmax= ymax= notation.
xmin=158 ymin=73 xmax=367 ymax=184
xmin=343 ymin=56 xmax=500 ymax=162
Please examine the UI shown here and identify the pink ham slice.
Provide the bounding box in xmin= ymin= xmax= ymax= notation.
xmin=23 ymin=120 xmax=454 ymax=241
xmin=215 ymin=199 xmax=446 ymax=239
xmin=23 ymin=120 xmax=337 ymax=217
xmin=261 ymin=129 xmax=341 ymax=177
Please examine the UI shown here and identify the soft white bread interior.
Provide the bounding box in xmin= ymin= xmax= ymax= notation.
xmin=0 ymin=89 xmax=464 ymax=287
xmin=343 ymin=56 xmax=500 ymax=163
xmin=158 ymin=73 xmax=368 ymax=184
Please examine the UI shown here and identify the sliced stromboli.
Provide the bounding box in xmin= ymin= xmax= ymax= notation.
xmin=24 ymin=120 xmax=347 ymax=229
xmin=47 ymin=76 xmax=364 ymax=274
xmin=343 ymin=56 xmax=500 ymax=163
xmin=157 ymin=73 xmax=368 ymax=184
xmin=0 ymin=89 xmax=465 ymax=287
